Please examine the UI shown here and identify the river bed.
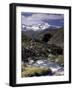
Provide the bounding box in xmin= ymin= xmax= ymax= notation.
xmin=27 ymin=59 xmax=64 ymax=76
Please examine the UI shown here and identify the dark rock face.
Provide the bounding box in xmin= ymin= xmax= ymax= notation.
xmin=50 ymin=46 xmax=63 ymax=55
xmin=22 ymin=47 xmax=36 ymax=63
xmin=42 ymin=33 xmax=52 ymax=42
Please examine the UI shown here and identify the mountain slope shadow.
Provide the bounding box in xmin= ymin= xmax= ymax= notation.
xmin=42 ymin=33 xmax=52 ymax=42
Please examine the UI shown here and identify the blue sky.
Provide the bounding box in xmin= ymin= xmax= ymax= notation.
xmin=21 ymin=12 xmax=64 ymax=27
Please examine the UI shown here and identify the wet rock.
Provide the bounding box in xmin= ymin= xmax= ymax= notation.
xmin=54 ymin=68 xmax=64 ymax=76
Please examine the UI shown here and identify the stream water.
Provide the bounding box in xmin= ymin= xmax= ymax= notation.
xmin=28 ymin=59 xmax=64 ymax=76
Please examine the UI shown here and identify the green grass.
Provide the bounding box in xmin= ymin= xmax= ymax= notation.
xmin=48 ymin=55 xmax=57 ymax=61
xmin=48 ymin=55 xmax=64 ymax=66
xmin=56 ymin=55 xmax=64 ymax=65
xmin=21 ymin=66 xmax=52 ymax=77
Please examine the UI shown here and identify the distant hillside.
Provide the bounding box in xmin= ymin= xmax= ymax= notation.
xmin=48 ymin=28 xmax=64 ymax=48
xmin=36 ymin=28 xmax=59 ymax=40
xmin=36 ymin=27 xmax=64 ymax=48
xmin=22 ymin=27 xmax=64 ymax=48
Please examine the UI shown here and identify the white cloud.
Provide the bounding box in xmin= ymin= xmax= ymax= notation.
xmin=21 ymin=13 xmax=64 ymax=25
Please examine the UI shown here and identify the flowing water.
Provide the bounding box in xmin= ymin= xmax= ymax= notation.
xmin=28 ymin=59 xmax=64 ymax=76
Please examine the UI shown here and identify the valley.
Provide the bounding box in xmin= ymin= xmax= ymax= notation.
xmin=21 ymin=24 xmax=64 ymax=77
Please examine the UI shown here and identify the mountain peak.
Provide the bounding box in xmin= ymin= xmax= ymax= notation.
xmin=22 ymin=23 xmax=61 ymax=31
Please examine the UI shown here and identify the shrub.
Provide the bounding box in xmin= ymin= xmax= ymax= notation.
xmin=56 ymin=55 xmax=64 ymax=66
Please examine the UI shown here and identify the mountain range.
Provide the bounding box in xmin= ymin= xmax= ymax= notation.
xmin=22 ymin=23 xmax=61 ymax=31
xmin=22 ymin=23 xmax=64 ymax=48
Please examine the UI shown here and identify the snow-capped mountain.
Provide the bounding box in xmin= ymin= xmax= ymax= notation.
xmin=22 ymin=23 xmax=61 ymax=31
